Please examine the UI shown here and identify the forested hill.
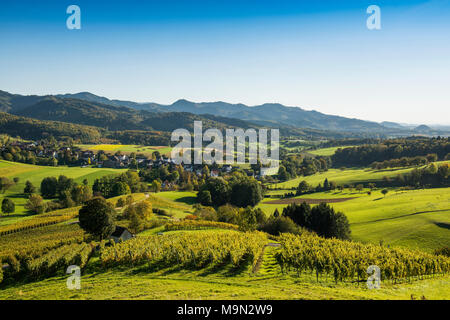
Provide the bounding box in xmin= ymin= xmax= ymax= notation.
xmin=0 ymin=112 xmax=103 ymax=142
xmin=56 ymin=92 xmax=389 ymax=132
xmin=12 ymin=96 xmax=260 ymax=132
xmin=0 ymin=89 xmax=425 ymax=135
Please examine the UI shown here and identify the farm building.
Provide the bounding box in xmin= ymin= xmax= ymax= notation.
xmin=110 ymin=226 xmax=134 ymax=243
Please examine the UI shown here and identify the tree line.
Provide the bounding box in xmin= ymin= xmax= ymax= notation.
xmin=332 ymin=137 xmax=450 ymax=167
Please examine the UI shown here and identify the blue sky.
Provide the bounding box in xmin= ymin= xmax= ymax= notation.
xmin=0 ymin=0 xmax=449 ymax=124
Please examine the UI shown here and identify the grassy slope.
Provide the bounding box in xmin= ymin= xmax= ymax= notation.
xmin=308 ymin=146 xmax=353 ymax=156
xmin=258 ymin=188 xmax=450 ymax=252
xmin=0 ymin=160 xmax=126 ymax=225
xmin=1 ymin=237 xmax=449 ymax=300
xmin=77 ymin=144 xmax=172 ymax=156
xmin=270 ymin=161 xmax=450 ymax=189
xmin=147 ymin=192 xmax=196 ymax=219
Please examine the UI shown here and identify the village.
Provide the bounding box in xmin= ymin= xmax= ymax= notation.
xmin=0 ymin=138 xmax=278 ymax=181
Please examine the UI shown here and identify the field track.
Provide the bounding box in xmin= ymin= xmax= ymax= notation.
xmin=265 ymin=197 xmax=356 ymax=205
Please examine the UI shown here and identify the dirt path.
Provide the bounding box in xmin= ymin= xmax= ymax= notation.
xmin=252 ymin=243 xmax=281 ymax=274
xmin=265 ymin=197 xmax=356 ymax=205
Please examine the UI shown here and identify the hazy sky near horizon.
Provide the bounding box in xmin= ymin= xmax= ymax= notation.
xmin=0 ymin=0 xmax=449 ymax=125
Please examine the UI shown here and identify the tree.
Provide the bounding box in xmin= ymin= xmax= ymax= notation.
xmin=151 ymin=180 xmax=161 ymax=193
xmin=25 ymin=194 xmax=46 ymax=214
xmin=199 ymin=177 xmax=230 ymax=206
xmin=41 ymin=177 xmax=58 ymax=198
xmin=278 ymin=165 xmax=289 ymax=181
xmin=128 ymin=211 xmax=144 ymax=234
xmin=1 ymin=198 xmax=15 ymax=215
xmin=237 ymin=207 xmax=258 ymax=231
xmin=195 ymin=206 xmax=218 ymax=221
xmin=116 ymin=198 xmax=125 ymax=208
xmin=309 ymin=203 xmax=351 ymax=240
xmin=296 ymin=180 xmax=309 ymax=195
xmin=0 ymin=177 xmax=14 ymax=194
xmin=356 ymin=184 xmax=364 ymax=192
xmin=217 ymin=204 xmax=239 ymax=224
xmin=82 ymin=179 xmax=89 ymax=186
xmin=124 ymin=200 xmax=153 ymax=221
xmin=13 ymin=177 xmax=19 ymax=184
xmin=283 ymin=202 xmax=311 ymax=227
xmin=273 ymin=208 xmax=280 ymax=218
xmin=198 ymin=190 xmax=212 ymax=206
xmin=111 ymin=181 xmax=131 ymax=197
xmin=323 ymin=178 xmax=330 ymax=190
xmin=24 ymin=180 xmax=36 ymax=195
xmin=57 ymin=175 xmax=75 ymax=199
xmin=229 ymin=177 xmax=262 ymax=207
xmin=381 ymin=189 xmax=389 ymax=197
xmin=71 ymin=185 xmax=93 ymax=205
xmin=79 ymin=197 xmax=116 ymax=240
xmin=260 ymin=216 xmax=299 ymax=236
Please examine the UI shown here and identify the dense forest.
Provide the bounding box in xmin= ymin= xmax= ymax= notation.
xmin=332 ymin=137 xmax=450 ymax=167
xmin=0 ymin=112 xmax=103 ymax=143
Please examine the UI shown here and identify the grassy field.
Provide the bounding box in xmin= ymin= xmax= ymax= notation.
xmin=77 ymin=144 xmax=172 ymax=156
xmin=308 ymin=146 xmax=355 ymax=156
xmin=269 ymin=161 xmax=450 ymax=189
xmin=258 ymin=187 xmax=450 ymax=252
xmin=1 ymin=236 xmax=448 ymax=300
xmin=148 ymin=192 xmax=196 ymax=219
xmin=0 ymin=160 xmax=126 ymax=225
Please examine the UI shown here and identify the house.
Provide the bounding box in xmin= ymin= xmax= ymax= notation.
xmin=222 ymin=165 xmax=232 ymax=173
xmin=210 ymin=170 xmax=220 ymax=177
xmin=259 ymin=167 xmax=279 ymax=178
xmin=110 ymin=226 xmax=134 ymax=243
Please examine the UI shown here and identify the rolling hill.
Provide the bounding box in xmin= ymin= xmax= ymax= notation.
xmin=0 ymin=90 xmax=428 ymax=135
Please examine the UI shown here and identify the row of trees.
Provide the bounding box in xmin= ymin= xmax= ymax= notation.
xmin=279 ymin=202 xmax=351 ymax=240
xmin=278 ymin=155 xmax=331 ymax=181
xmin=332 ymin=137 xmax=450 ymax=167
xmin=370 ymin=154 xmax=437 ymax=170
xmin=197 ymin=174 xmax=263 ymax=208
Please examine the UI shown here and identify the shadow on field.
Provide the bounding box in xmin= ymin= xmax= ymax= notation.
xmin=4 ymin=193 xmax=27 ymax=199
xmin=174 ymin=196 xmax=197 ymax=205
xmin=434 ymin=222 xmax=450 ymax=230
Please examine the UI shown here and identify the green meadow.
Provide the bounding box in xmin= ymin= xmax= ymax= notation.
xmin=258 ymin=187 xmax=450 ymax=252
xmin=0 ymin=160 xmax=126 ymax=225
xmin=270 ymin=161 xmax=450 ymax=189
xmin=308 ymin=146 xmax=354 ymax=156
xmin=77 ymin=144 xmax=172 ymax=156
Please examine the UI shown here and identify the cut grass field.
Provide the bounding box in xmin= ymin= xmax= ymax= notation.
xmin=148 ymin=192 xmax=196 ymax=219
xmin=0 ymin=160 xmax=126 ymax=225
xmin=77 ymin=144 xmax=172 ymax=156
xmin=308 ymin=146 xmax=355 ymax=156
xmin=269 ymin=161 xmax=450 ymax=189
xmin=258 ymin=187 xmax=450 ymax=252
xmin=1 ymin=232 xmax=449 ymax=300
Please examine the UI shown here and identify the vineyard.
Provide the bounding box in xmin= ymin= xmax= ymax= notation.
xmin=275 ymin=233 xmax=450 ymax=283
xmin=26 ymin=242 xmax=94 ymax=278
xmin=0 ymin=193 xmax=147 ymax=237
xmin=0 ymin=223 xmax=86 ymax=260
xmin=164 ymin=220 xmax=239 ymax=231
xmin=100 ymin=231 xmax=267 ymax=270
xmin=0 ymin=223 xmax=91 ymax=284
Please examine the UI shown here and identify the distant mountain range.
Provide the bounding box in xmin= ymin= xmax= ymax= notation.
xmin=0 ymin=90 xmax=448 ymax=137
